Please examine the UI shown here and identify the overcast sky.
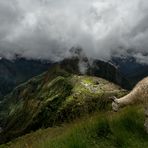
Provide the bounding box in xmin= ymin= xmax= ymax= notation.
xmin=0 ymin=0 xmax=148 ymax=63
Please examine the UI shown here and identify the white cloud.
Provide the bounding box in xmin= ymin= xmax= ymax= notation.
xmin=0 ymin=0 xmax=148 ymax=63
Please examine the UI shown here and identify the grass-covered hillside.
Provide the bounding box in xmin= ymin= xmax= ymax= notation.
xmin=1 ymin=106 xmax=148 ymax=148
xmin=0 ymin=64 xmax=126 ymax=144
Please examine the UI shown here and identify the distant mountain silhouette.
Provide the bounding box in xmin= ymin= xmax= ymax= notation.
xmin=0 ymin=57 xmax=51 ymax=98
xmin=112 ymin=56 xmax=148 ymax=87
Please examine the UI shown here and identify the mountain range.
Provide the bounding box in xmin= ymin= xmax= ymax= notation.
xmin=0 ymin=52 xmax=147 ymax=144
xmin=0 ymin=54 xmax=147 ymax=99
xmin=112 ymin=56 xmax=148 ymax=86
xmin=0 ymin=59 xmax=127 ymax=143
xmin=0 ymin=57 xmax=51 ymax=98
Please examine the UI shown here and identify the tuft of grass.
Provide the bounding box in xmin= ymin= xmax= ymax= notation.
xmin=95 ymin=118 xmax=111 ymax=138
xmin=3 ymin=106 xmax=148 ymax=148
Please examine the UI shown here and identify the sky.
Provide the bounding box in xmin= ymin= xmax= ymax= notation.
xmin=0 ymin=0 xmax=148 ymax=64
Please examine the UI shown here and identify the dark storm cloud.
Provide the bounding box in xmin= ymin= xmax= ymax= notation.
xmin=0 ymin=1 xmax=20 ymax=39
xmin=0 ymin=0 xmax=148 ymax=63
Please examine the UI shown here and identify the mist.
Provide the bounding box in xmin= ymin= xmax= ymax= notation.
xmin=0 ymin=0 xmax=148 ymax=64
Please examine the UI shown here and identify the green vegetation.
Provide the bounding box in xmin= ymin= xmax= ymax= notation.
xmin=0 ymin=58 xmax=146 ymax=148
xmin=0 ymin=65 xmax=126 ymax=143
xmin=1 ymin=106 xmax=148 ymax=148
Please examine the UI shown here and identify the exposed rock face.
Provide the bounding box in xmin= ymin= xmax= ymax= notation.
xmin=59 ymin=58 xmax=131 ymax=90
xmin=63 ymin=48 xmax=131 ymax=89
xmin=89 ymin=60 xmax=132 ymax=90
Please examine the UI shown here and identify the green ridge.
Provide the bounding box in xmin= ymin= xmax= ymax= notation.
xmin=0 ymin=65 xmax=127 ymax=143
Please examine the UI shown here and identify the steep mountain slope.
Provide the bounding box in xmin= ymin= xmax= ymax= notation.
xmin=112 ymin=57 xmax=148 ymax=87
xmin=57 ymin=57 xmax=131 ymax=90
xmin=0 ymin=55 xmax=130 ymax=100
xmin=0 ymin=63 xmax=127 ymax=144
xmin=0 ymin=58 xmax=51 ymax=98
xmin=0 ymin=50 xmax=146 ymax=99
xmin=89 ymin=60 xmax=132 ymax=89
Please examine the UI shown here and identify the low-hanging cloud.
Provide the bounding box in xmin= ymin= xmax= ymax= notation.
xmin=0 ymin=0 xmax=148 ymax=63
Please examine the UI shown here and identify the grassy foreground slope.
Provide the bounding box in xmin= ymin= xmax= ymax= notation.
xmin=1 ymin=106 xmax=148 ymax=148
xmin=0 ymin=64 xmax=126 ymax=143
